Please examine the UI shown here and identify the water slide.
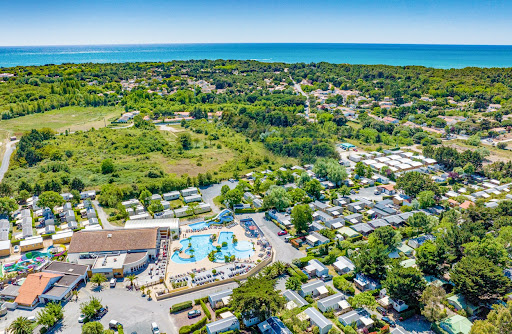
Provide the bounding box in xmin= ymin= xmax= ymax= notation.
xmin=208 ymin=209 xmax=234 ymax=224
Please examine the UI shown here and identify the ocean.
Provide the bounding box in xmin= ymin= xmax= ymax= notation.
xmin=1 ymin=43 xmax=512 ymax=69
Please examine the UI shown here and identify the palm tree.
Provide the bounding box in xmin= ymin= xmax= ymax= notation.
xmin=126 ymin=274 xmax=137 ymax=288
xmin=72 ymin=289 xmax=79 ymax=302
xmin=273 ymin=261 xmax=286 ymax=276
xmin=8 ymin=316 xmax=33 ymax=334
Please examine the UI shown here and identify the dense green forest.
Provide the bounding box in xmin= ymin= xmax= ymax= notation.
xmin=3 ymin=60 xmax=512 ymax=197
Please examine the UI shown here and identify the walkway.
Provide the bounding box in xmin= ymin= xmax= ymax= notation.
xmin=0 ymin=140 xmax=18 ymax=183
xmin=289 ymin=75 xmax=310 ymax=119
xmin=92 ymin=200 xmax=121 ymax=230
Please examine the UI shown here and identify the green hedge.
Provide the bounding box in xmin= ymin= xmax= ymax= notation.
xmin=234 ymin=208 xmax=258 ymax=213
xmin=431 ymin=323 xmax=449 ymax=334
xmin=179 ymin=317 xmax=208 ymax=334
xmin=215 ymin=307 xmax=232 ymax=316
xmin=289 ymin=264 xmax=308 ymax=282
xmin=399 ymin=308 xmax=417 ymax=320
xmin=194 ymin=297 xmax=208 ymax=305
xmin=200 ymin=300 xmax=211 ymax=320
xmin=170 ymin=301 xmax=193 ymax=313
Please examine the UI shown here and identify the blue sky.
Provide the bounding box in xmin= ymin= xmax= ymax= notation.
xmin=1 ymin=0 xmax=511 ymax=46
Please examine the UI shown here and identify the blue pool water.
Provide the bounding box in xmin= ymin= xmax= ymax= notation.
xmin=188 ymin=221 xmax=211 ymax=231
xmin=171 ymin=232 xmax=254 ymax=264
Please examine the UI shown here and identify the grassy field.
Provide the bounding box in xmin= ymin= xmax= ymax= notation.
xmin=0 ymin=106 xmax=122 ymax=136
xmin=3 ymin=122 xmax=298 ymax=192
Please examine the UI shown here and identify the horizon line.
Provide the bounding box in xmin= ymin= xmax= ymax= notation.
xmin=2 ymin=42 xmax=512 ymax=48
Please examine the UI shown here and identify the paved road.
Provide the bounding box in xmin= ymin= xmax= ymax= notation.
xmin=237 ymin=212 xmax=305 ymax=264
xmin=290 ymin=75 xmax=310 ymax=119
xmin=92 ymin=200 xmax=120 ymax=230
xmin=200 ymin=180 xmax=238 ymax=214
xmin=0 ymin=140 xmax=18 ymax=183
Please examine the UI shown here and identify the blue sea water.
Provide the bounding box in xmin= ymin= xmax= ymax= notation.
xmin=0 ymin=43 xmax=512 ymax=69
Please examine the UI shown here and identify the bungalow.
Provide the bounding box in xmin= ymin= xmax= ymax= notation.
xmin=208 ymin=289 xmax=233 ymax=309
xmin=0 ymin=219 xmax=10 ymax=241
xmin=350 ymin=223 xmax=374 ymax=236
xmin=180 ymin=187 xmax=199 ymax=197
xmin=338 ymin=227 xmax=361 ymax=239
xmin=150 ymin=194 xmax=162 ymax=201
xmin=383 ymin=215 xmax=404 ymax=227
xmin=163 ymin=191 xmax=180 ymax=201
xmin=344 ymin=213 xmax=363 ymax=225
xmin=388 ymin=242 xmax=414 ymax=259
xmin=206 ymin=315 xmax=240 ymax=334
xmin=80 ymin=190 xmax=96 ymax=200
xmin=447 ymin=294 xmax=479 ymax=316
xmin=368 ymin=219 xmax=390 ymax=229
xmin=325 ymin=206 xmax=343 ymax=217
xmin=268 ymin=210 xmax=293 ymax=228
xmin=347 ymin=200 xmax=372 ymax=213
xmin=408 ymin=234 xmax=435 ymax=249
xmin=52 ymin=230 xmax=73 ymax=244
xmin=86 ymin=207 xmax=96 ymax=219
xmin=325 ymin=217 xmax=345 ymax=229
xmin=317 ymin=293 xmax=346 ymax=313
xmin=309 ymin=221 xmax=325 ymax=232
xmin=439 ymin=315 xmax=472 ymax=334
xmin=333 ymin=256 xmax=355 ymax=274
xmin=184 ymin=194 xmax=202 ymax=203
xmin=314 ymin=211 xmax=334 ymax=223
xmin=354 ymin=273 xmax=379 ymax=291
xmin=338 ymin=309 xmax=374 ymax=329
xmin=304 ymin=259 xmax=329 ymax=278
xmin=20 ymin=236 xmax=43 ymax=252
xmin=0 ymin=240 xmax=10 ymax=257
xmin=313 ymin=200 xmax=331 ymax=212
xmin=253 ymin=199 xmax=263 ymax=208
xmin=333 ymin=195 xmax=351 ymax=207
xmin=299 ymin=280 xmax=328 ymax=298
xmin=305 ymin=232 xmax=330 ymax=246
xmin=258 ymin=317 xmax=293 ymax=334
xmin=283 ymin=290 xmax=309 ymax=309
xmin=302 ymin=307 xmax=333 ymax=334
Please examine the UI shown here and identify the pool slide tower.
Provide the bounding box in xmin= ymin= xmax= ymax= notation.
xmin=208 ymin=209 xmax=234 ymax=224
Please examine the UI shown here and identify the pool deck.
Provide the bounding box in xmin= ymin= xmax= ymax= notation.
xmin=167 ymin=223 xmax=265 ymax=278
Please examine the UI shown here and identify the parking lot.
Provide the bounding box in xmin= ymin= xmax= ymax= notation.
xmin=236 ymin=212 xmax=305 ymax=264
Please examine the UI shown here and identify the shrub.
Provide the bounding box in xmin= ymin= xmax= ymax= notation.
xmin=214 ymin=307 xmax=232 ymax=316
xmin=170 ymin=301 xmax=193 ymax=313
xmin=200 ymin=300 xmax=211 ymax=319
xmin=194 ymin=297 xmax=208 ymax=305
xmin=333 ymin=276 xmax=355 ymax=295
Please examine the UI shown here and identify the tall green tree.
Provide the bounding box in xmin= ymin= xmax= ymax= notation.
xmin=81 ymin=321 xmax=104 ymax=334
xmin=383 ymin=266 xmax=426 ymax=307
xmin=231 ymin=276 xmax=285 ymax=322
xmin=291 ymin=204 xmax=312 ymax=234
xmin=353 ymin=241 xmax=389 ymax=279
xmin=416 ymin=241 xmax=447 ymax=276
xmin=263 ymin=186 xmax=291 ymax=211
xmin=38 ymin=191 xmax=65 ymax=210
xmin=451 ymin=256 xmax=511 ymax=304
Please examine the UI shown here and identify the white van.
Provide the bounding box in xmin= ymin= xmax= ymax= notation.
xmin=109 ymin=278 xmax=116 ymax=288
xmin=151 ymin=322 xmax=160 ymax=334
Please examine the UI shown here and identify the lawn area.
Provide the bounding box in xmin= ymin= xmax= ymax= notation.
xmin=0 ymin=106 xmax=122 ymax=136
xmin=161 ymin=123 xmax=297 ymax=178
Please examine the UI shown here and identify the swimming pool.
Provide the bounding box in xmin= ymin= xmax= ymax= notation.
xmin=188 ymin=221 xmax=211 ymax=231
xmin=171 ymin=232 xmax=254 ymax=264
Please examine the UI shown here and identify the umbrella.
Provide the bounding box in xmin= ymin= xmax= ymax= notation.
xmin=249 ymin=225 xmax=257 ymax=230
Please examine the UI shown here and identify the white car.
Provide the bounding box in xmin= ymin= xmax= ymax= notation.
xmin=151 ymin=322 xmax=160 ymax=334
xmin=78 ymin=314 xmax=86 ymax=323
xmin=13 ymin=245 xmax=20 ymax=253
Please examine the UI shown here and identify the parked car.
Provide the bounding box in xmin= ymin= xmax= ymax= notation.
xmin=13 ymin=245 xmax=20 ymax=253
xmin=95 ymin=307 xmax=108 ymax=319
xmin=277 ymin=230 xmax=288 ymax=236
xmin=320 ymin=274 xmax=333 ymax=282
xmin=78 ymin=314 xmax=87 ymax=323
xmin=374 ymin=190 xmax=380 ymax=195
xmin=109 ymin=320 xmax=123 ymax=329
xmin=188 ymin=310 xmax=201 ymax=319
xmin=381 ymin=317 xmax=396 ymax=327
xmin=151 ymin=322 xmax=160 ymax=334
xmin=376 ymin=307 xmax=387 ymax=315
